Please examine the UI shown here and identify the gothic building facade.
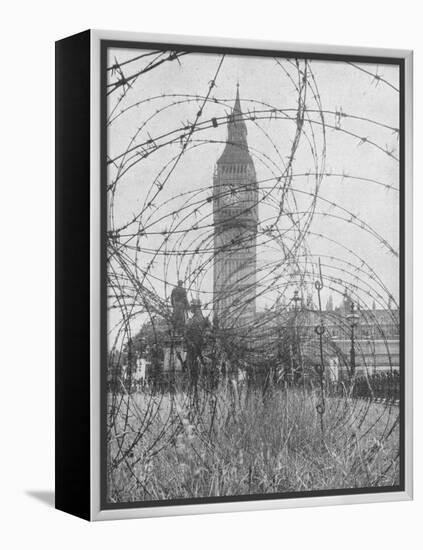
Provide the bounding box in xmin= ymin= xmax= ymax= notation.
xmin=213 ymin=86 xmax=258 ymax=327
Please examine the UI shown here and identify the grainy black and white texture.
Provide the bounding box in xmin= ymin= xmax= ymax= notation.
xmin=104 ymin=46 xmax=401 ymax=505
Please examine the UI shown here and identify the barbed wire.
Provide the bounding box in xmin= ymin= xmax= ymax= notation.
xmin=104 ymin=50 xmax=400 ymax=500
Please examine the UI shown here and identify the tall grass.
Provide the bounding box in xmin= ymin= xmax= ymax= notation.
xmin=107 ymin=383 xmax=400 ymax=503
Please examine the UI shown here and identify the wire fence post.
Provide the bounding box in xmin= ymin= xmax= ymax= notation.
xmin=314 ymin=258 xmax=326 ymax=443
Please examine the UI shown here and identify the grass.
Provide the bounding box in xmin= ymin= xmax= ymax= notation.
xmin=106 ymin=383 xmax=400 ymax=503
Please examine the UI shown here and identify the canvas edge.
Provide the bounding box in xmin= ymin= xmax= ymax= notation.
xmin=55 ymin=29 xmax=92 ymax=521
xmin=89 ymin=29 xmax=413 ymax=521
xmin=403 ymin=49 xmax=413 ymax=502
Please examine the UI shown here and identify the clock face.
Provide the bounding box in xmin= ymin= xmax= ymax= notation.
xmin=221 ymin=183 xmax=241 ymax=206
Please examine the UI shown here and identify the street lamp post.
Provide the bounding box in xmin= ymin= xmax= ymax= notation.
xmin=292 ymin=290 xmax=302 ymax=384
xmin=346 ymin=302 xmax=359 ymax=378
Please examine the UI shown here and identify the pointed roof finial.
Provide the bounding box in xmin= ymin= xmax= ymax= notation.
xmin=234 ymin=82 xmax=241 ymax=115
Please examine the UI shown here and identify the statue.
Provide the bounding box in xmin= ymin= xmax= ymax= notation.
xmin=171 ymin=280 xmax=190 ymax=333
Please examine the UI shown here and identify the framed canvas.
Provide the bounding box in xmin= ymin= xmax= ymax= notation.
xmin=55 ymin=29 xmax=413 ymax=521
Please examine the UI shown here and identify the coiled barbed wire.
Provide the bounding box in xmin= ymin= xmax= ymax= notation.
xmin=104 ymin=48 xmax=401 ymax=499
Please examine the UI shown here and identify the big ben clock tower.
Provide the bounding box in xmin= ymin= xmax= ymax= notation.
xmin=213 ymin=85 xmax=258 ymax=327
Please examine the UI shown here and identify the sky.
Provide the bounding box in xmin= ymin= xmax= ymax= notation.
xmin=106 ymin=46 xmax=400 ymax=341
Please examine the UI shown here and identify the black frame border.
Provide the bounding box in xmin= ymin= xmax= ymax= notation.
xmin=100 ymin=38 xmax=406 ymax=512
xmin=55 ymin=29 xmax=92 ymax=521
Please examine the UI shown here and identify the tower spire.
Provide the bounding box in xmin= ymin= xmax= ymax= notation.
xmin=217 ymin=83 xmax=249 ymax=165
xmin=231 ymin=83 xmax=245 ymax=128
xmin=234 ymin=81 xmax=241 ymax=113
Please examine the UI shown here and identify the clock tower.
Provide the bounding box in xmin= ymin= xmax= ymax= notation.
xmin=213 ymin=85 xmax=258 ymax=327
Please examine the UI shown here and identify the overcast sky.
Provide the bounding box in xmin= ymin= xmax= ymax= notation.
xmin=106 ymin=46 xmax=400 ymax=337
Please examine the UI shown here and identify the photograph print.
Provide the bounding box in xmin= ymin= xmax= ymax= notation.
xmin=102 ymin=41 xmax=404 ymax=508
